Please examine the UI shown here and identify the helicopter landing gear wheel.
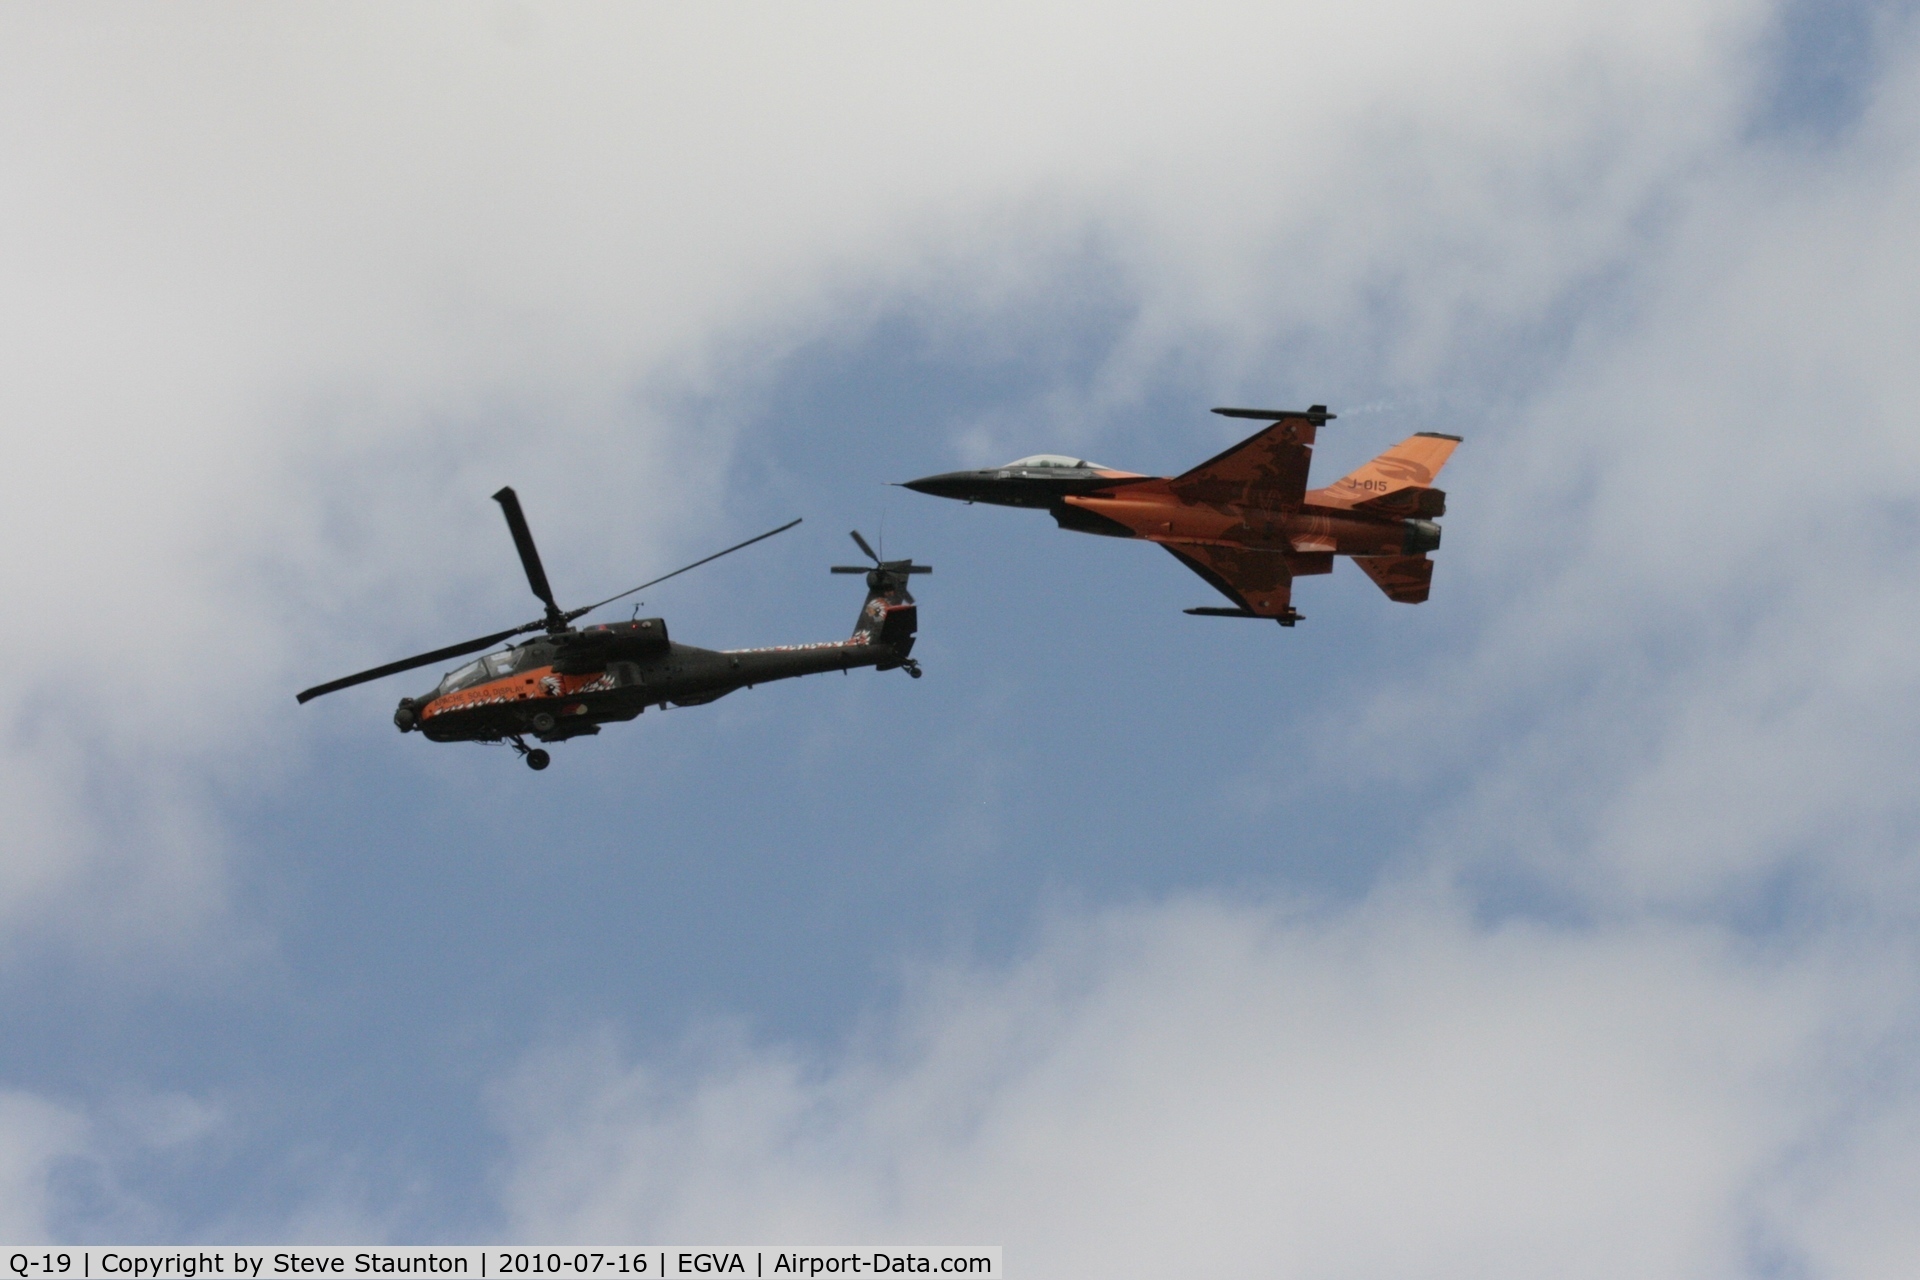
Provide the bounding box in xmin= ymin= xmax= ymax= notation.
xmin=508 ymin=735 xmax=551 ymax=771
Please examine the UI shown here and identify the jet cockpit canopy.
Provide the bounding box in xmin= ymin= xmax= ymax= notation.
xmin=1002 ymin=454 xmax=1103 ymax=470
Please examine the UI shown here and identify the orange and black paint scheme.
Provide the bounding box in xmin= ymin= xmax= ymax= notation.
xmin=297 ymin=489 xmax=927 ymax=770
xmin=902 ymin=406 xmax=1460 ymax=625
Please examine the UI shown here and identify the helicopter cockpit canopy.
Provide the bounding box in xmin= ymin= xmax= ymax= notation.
xmin=438 ymin=646 xmax=534 ymax=696
xmin=437 ymin=660 xmax=488 ymax=696
xmin=1002 ymin=454 xmax=1103 ymax=470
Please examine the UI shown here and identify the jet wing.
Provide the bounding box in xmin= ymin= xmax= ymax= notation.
xmin=1165 ymin=413 xmax=1323 ymax=511
xmin=1162 ymin=543 xmax=1298 ymax=618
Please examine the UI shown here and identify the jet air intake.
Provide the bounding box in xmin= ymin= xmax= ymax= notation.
xmin=1402 ymin=519 xmax=1442 ymax=554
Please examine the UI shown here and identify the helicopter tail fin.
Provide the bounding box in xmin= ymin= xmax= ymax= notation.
xmin=849 ymin=566 xmax=923 ymax=668
xmin=831 ymin=531 xmax=930 ymax=672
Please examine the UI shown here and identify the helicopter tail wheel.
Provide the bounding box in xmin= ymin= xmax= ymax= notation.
xmin=525 ymin=748 xmax=551 ymax=771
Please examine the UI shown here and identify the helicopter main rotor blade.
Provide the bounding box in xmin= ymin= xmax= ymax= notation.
xmin=295 ymin=621 xmax=538 ymax=704
xmin=493 ymin=487 xmax=564 ymax=626
xmin=849 ymin=529 xmax=880 ymax=563
xmin=567 ymin=517 xmax=803 ymax=622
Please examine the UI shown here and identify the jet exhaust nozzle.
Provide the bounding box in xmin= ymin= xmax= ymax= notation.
xmin=1402 ymin=519 xmax=1442 ymax=554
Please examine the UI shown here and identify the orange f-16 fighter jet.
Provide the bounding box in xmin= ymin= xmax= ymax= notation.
xmin=902 ymin=406 xmax=1459 ymax=625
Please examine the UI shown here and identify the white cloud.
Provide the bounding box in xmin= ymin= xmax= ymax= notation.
xmin=0 ymin=1087 xmax=301 ymax=1245
xmin=0 ymin=1090 xmax=88 ymax=1241
xmin=1786 ymin=1080 xmax=1920 ymax=1279
xmin=494 ymin=892 xmax=1899 ymax=1278
xmin=1242 ymin=16 xmax=1920 ymax=920
xmin=0 ymin=0 xmax=1770 ymax=942
xmin=8 ymin=2 xmax=1920 ymax=1263
xmin=468 ymin=9 xmax=1920 ymax=1273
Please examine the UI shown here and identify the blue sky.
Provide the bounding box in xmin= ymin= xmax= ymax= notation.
xmin=4 ymin=3 xmax=1920 ymax=1274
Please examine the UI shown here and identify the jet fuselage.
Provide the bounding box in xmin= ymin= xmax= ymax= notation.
xmin=902 ymin=464 xmax=1441 ymax=556
xmin=900 ymin=415 xmax=1460 ymax=624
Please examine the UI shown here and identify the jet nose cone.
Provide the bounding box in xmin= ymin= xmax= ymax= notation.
xmin=901 ymin=471 xmax=982 ymax=500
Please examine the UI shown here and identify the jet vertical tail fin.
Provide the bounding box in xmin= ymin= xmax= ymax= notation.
xmin=1318 ymin=432 xmax=1461 ymax=516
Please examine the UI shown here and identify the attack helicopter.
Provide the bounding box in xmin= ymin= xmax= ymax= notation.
xmin=296 ymin=488 xmax=928 ymax=769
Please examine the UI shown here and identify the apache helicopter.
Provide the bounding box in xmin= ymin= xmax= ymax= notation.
xmin=296 ymin=488 xmax=928 ymax=769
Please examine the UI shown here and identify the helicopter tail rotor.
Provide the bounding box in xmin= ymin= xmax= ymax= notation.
xmin=831 ymin=529 xmax=931 ymax=581
xmin=837 ymin=530 xmax=927 ymax=677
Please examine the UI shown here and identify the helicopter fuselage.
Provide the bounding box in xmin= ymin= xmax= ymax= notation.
xmin=298 ymin=485 xmax=929 ymax=768
xmin=395 ymin=608 xmax=918 ymax=746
